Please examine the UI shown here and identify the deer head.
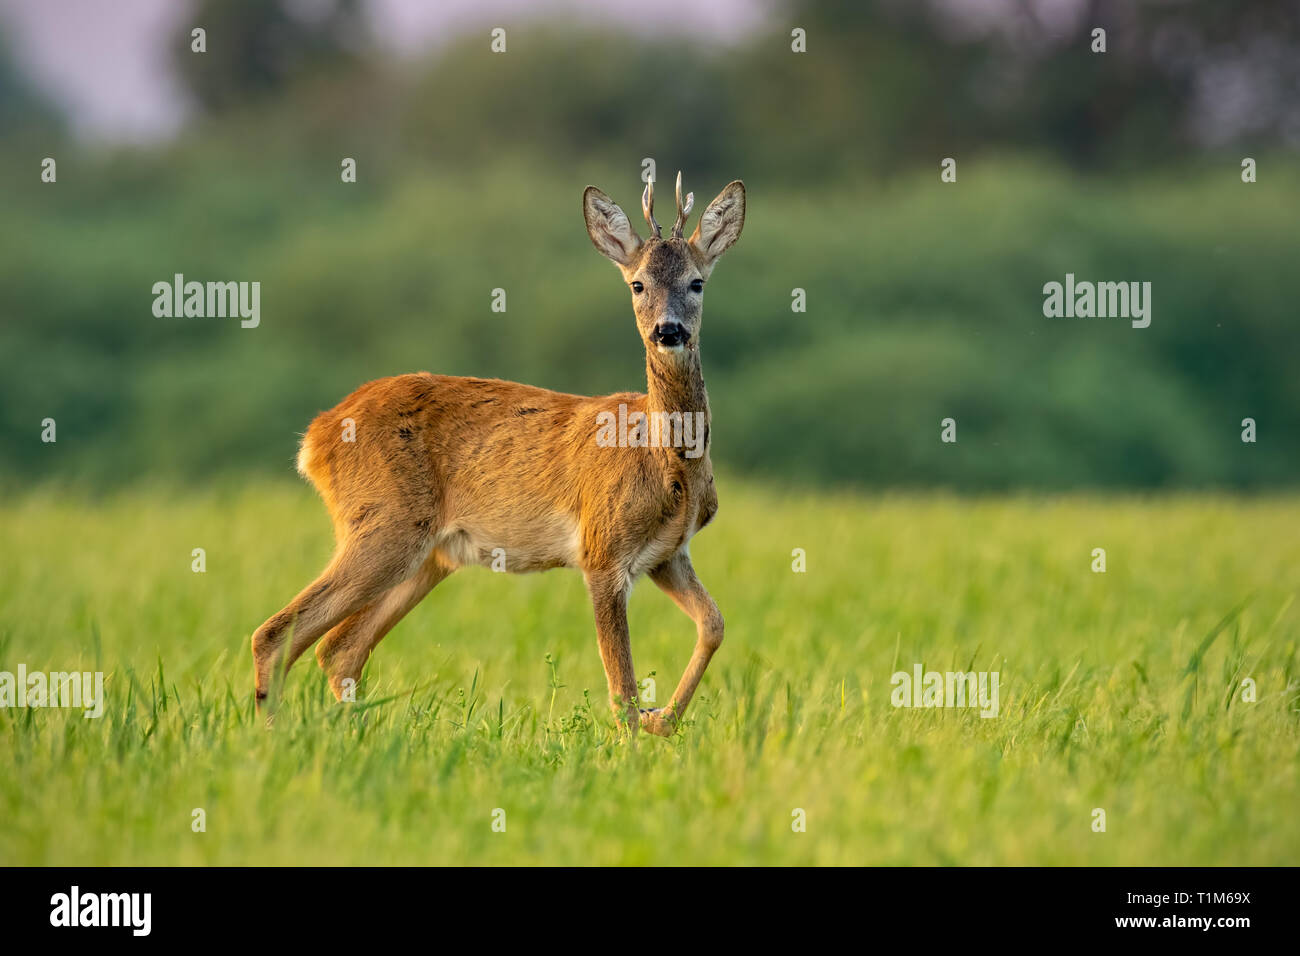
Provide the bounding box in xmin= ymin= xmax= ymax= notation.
xmin=584 ymin=173 xmax=745 ymax=357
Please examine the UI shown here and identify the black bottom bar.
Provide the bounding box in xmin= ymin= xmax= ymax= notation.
xmin=0 ymin=866 xmax=1285 ymax=942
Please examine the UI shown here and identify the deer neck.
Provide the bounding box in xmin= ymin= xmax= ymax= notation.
xmin=644 ymin=347 xmax=710 ymax=463
xmin=646 ymin=347 xmax=707 ymax=415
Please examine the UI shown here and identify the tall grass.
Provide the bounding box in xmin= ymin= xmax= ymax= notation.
xmin=1 ymin=481 xmax=1296 ymax=864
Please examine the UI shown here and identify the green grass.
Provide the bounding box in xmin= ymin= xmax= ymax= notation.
xmin=1 ymin=480 xmax=1297 ymax=865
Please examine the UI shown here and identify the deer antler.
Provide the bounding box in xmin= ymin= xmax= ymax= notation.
xmin=671 ymin=170 xmax=694 ymax=239
xmin=642 ymin=178 xmax=662 ymax=239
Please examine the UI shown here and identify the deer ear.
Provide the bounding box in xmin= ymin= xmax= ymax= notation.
xmin=689 ymin=180 xmax=745 ymax=267
xmin=583 ymin=186 xmax=642 ymax=266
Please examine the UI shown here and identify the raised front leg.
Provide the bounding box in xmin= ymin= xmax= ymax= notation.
xmin=585 ymin=570 xmax=640 ymax=733
xmin=644 ymin=549 xmax=724 ymax=736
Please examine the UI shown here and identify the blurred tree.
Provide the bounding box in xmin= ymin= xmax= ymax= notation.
xmin=173 ymin=0 xmax=369 ymax=113
xmin=751 ymin=0 xmax=1300 ymax=170
xmin=0 ymin=27 xmax=63 ymax=139
xmin=4 ymin=0 xmax=1296 ymax=491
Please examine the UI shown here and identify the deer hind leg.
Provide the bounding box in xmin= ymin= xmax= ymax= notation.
xmin=643 ymin=549 xmax=724 ymax=737
xmin=251 ymin=522 xmax=433 ymax=711
xmin=315 ymin=550 xmax=453 ymax=700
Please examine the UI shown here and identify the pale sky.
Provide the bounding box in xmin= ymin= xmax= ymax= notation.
xmin=0 ymin=0 xmax=768 ymax=142
xmin=3 ymin=0 xmax=1280 ymax=149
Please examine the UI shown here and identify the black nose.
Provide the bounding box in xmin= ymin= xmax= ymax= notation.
xmin=651 ymin=321 xmax=688 ymax=347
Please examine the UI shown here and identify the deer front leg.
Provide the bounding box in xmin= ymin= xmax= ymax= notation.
xmin=585 ymin=570 xmax=641 ymax=733
xmin=644 ymin=549 xmax=724 ymax=737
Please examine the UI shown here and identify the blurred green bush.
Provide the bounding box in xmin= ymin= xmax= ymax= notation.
xmin=1 ymin=4 xmax=1295 ymax=491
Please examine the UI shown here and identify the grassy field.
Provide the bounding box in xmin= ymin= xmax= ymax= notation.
xmin=1 ymin=480 xmax=1297 ymax=865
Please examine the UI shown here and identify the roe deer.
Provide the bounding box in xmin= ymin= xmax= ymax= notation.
xmin=250 ymin=173 xmax=745 ymax=736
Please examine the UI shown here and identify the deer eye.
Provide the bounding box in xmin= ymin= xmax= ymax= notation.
xmin=631 ymin=281 xmax=644 ymax=294
xmin=689 ymin=279 xmax=704 ymax=293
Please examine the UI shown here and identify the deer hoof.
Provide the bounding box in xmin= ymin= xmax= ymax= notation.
xmin=638 ymin=708 xmax=677 ymax=737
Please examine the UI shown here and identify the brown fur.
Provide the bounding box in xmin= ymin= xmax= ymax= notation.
xmin=251 ymin=178 xmax=745 ymax=736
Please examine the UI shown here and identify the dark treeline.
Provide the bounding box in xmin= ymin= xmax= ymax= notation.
xmin=1 ymin=0 xmax=1296 ymax=491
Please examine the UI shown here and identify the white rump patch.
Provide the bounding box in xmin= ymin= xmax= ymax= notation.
xmin=295 ymin=436 xmax=313 ymax=478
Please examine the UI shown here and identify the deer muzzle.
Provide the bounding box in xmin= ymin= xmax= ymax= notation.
xmin=651 ymin=320 xmax=689 ymax=348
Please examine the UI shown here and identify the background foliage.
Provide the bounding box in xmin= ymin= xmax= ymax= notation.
xmin=2 ymin=0 xmax=1296 ymax=491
